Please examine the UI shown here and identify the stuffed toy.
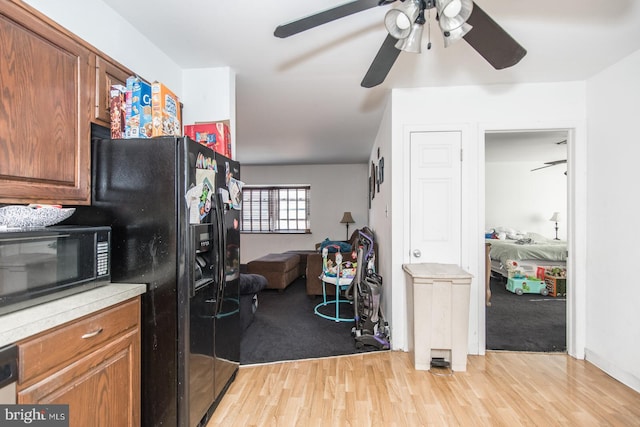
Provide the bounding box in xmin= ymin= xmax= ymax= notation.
xmin=505 ymin=259 xmax=525 ymax=278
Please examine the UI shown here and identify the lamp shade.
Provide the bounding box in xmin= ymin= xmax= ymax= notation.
xmin=442 ymin=22 xmax=472 ymax=47
xmin=384 ymin=0 xmax=421 ymax=39
xmin=549 ymin=212 xmax=561 ymax=222
xmin=436 ymin=0 xmax=473 ymax=32
xmin=395 ymin=21 xmax=424 ymax=53
xmin=340 ymin=212 xmax=355 ymax=224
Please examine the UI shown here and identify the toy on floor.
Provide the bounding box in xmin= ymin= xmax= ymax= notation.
xmin=506 ymin=276 xmax=549 ymax=296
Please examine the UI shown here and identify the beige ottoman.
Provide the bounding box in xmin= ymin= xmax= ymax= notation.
xmin=247 ymin=253 xmax=301 ymax=290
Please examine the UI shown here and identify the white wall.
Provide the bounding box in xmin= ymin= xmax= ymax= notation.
xmin=240 ymin=164 xmax=368 ymax=263
xmin=369 ymin=102 xmax=393 ymax=339
xmin=585 ymin=49 xmax=640 ymax=392
xmin=24 ymin=0 xmax=182 ymax=93
xmin=25 ymin=1 xmax=235 ymax=143
xmin=182 ymin=67 xmax=237 ymax=158
xmin=485 ymin=161 xmax=567 ymax=240
xmin=370 ymin=82 xmax=588 ymax=362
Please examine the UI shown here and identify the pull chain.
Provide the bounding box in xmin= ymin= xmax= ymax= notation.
xmin=427 ymin=8 xmax=432 ymax=49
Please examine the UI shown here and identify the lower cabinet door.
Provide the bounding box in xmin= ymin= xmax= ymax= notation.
xmin=18 ymin=329 xmax=140 ymax=427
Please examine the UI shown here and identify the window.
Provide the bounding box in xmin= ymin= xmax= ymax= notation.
xmin=242 ymin=185 xmax=310 ymax=233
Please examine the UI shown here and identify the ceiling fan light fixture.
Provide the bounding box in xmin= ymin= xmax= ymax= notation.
xmin=443 ymin=22 xmax=472 ymax=47
xmin=385 ymin=0 xmax=421 ymax=39
xmin=441 ymin=0 xmax=462 ymax=18
xmin=436 ymin=0 xmax=473 ymax=32
xmin=395 ymin=21 xmax=424 ymax=53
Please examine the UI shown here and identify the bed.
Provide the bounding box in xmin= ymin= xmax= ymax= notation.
xmin=486 ymin=232 xmax=567 ymax=279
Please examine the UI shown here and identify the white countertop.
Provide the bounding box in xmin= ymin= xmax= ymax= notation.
xmin=0 ymin=283 xmax=146 ymax=347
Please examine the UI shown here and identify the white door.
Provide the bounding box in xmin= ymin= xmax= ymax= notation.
xmin=410 ymin=131 xmax=462 ymax=264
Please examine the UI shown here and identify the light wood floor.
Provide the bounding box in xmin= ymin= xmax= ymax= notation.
xmin=206 ymin=351 xmax=640 ymax=426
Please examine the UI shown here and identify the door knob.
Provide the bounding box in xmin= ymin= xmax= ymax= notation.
xmin=413 ymin=249 xmax=421 ymax=258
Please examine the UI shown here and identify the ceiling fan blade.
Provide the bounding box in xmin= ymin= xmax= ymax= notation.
xmin=463 ymin=2 xmax=527 ymax=69
xmin=361 ymin=34 xmax=401 ymax=88
xmin=531 ymin=159 xmax=567 ymax=171
xmin=531 ymin=165 xmax=553 ymax=172
xmin=274 ymin=0 xmax=391 ymax=38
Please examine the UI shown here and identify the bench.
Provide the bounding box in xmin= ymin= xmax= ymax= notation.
xmin=246 ymin=253 xmax=301 ymax=291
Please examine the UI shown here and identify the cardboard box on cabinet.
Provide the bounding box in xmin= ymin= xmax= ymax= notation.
xmin=109 ymin=84 xmax=126 ymax=139
xmin=184 ymin=122 xmax=231 ymax=157
xmin=125 ymin=76 xmax=152 ymax=138
xmin=151 ymin=82 xmax=182 ymax=137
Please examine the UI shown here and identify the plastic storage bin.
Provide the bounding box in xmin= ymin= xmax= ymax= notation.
xmin=403 ymin=263 xmax=472 ymax=372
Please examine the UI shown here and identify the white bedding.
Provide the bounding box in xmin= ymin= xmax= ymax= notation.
xmin=486 ymin=231 xmax=567 ymax=278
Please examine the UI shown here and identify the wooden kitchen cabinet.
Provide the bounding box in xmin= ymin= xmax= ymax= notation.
xmin=17 ymin=297 xmax=141 ymax=427
xmin=0 ymin=0 xmax=93 ymax=205
xmin=93 ymin=55 xmax=133 ymax=127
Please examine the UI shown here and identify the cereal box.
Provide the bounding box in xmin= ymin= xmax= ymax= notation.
xmin=184 ymin=121 xmax=231 ymax=157
xmin=151 ymin=81 xmax=182 ymax=137
xmin=125 ymin=76 xmax=152 ymax=138
xmin=109 ymin=84 xmax=126 ymax=139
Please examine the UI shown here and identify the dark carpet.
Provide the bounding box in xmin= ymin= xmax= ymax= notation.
xmin=240 ymin=277 xmax=377 ymax=365
xmin=486 ymin=276 xmax=566 ymax=352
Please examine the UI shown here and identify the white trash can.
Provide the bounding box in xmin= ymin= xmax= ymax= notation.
xmin=403 ymin=263 xmax=472 ymax=372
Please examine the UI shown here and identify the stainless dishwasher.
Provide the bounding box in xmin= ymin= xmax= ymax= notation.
xmin=0 ymin=344 xmax=17 ymax=404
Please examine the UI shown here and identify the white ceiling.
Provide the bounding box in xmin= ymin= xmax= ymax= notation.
xmin=101 ymin=0 xmax=640 ymax=165
xmin=485 ymin=130 xmax=567 ymax=163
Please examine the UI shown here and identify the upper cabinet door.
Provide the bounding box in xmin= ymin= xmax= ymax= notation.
xmin=93 ymin=55 xmax=132 ymax=127
xmin=0 ymin=1 xmax=93 ymax=205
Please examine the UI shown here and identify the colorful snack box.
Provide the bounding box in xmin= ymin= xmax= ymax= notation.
xmin=109 ymin=84 xmax=126 ymax=139
xmin=151 ymin=82 xmax=182 ymax=137
xmin=184 ymin=122 xmax=231 ymax=157
xmin=125 ymin=76 xmax=152 ymax=138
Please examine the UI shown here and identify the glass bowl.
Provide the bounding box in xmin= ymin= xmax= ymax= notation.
xmin=0 ymin=205 xmax=76 ymax=228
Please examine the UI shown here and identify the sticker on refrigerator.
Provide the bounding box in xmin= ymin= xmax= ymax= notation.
xmin=185 ymin=177 xmax=213 ymax=224
xmin=198 ymin=177 xmax=213 ymax=220
xmin=195 ymin=152 xmax=217 ymax=171
xmin=228 ymin=178 xmax=243 ymax=210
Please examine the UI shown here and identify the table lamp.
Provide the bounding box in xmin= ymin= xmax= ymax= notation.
xmin=549 ymin=212 xmax=560 ymax=240
xmin=340 ymin=212 xmax=355 ymax=240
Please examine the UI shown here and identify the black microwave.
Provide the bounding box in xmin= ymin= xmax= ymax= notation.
xmin=0 ymin=226 xmax=111 ymax=316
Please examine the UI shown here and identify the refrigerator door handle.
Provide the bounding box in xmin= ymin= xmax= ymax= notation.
xmin=214 ymin=194 xmax=226 ymax=315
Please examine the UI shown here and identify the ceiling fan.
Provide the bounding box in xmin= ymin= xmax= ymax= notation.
xmin=531 ymin=159 xmax=567 ymax=172
xmin=274 ymin=0 xmax=527 ymax=88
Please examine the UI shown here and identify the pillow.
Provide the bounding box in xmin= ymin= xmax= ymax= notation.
xmin=525 ymin=232 xmax=549 ymax=242
xmin=493 ymin=226 xmax=525 ymax=240
xmin=319 ymin=238 xmax=352 ymax=253
xmin=239 ymin=274 xmax=268 ymax=294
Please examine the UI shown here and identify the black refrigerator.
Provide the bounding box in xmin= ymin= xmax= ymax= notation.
xmin=70 ymin=131 xmax=241 ymax=427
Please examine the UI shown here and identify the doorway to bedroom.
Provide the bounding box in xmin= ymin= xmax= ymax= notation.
xmin=484 ymin=130 xmax=568 ymax=352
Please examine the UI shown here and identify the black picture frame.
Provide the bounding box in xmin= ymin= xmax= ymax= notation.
xmin=370 ymin=161 xmax=376 ymax=200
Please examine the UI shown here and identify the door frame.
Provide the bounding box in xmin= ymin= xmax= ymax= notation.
xmin=478 ymin=122 xmax=587 ymax=359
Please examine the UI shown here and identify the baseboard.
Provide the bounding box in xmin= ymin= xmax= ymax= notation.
xmin=585 ymin=348 xmax=640 ymax=394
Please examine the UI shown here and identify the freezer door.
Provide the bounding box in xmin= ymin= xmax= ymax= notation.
xmin=188 ymin=283 xmax=215 ymax=426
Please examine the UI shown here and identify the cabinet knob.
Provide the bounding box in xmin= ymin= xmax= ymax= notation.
xmin=412 ymin=249 xmax=422 ymax=258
